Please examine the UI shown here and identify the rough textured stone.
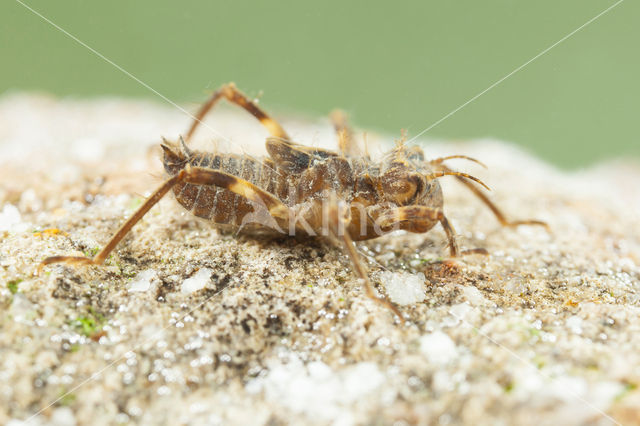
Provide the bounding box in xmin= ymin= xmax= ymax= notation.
xmin=1 ymin=94 xmax=639 ymax=425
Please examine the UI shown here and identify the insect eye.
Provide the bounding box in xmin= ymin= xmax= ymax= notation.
xmin=406 ymin=147 xmax=424 ymax=162
xmin=381 ymin=171 xmax=424 ymax=205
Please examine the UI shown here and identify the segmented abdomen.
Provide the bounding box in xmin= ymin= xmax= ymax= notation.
xmin=171 ymin=151 xmax=379 ymax=232
xmin=172 ymin=152 xmax=284 ymax=226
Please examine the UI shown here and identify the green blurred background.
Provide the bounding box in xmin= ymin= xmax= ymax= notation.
xmin=1 ymin=0 xmax=637 ymax=168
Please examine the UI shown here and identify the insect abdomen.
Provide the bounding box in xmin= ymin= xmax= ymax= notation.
xmin=172 ymin=152 xmax=280 ymax=227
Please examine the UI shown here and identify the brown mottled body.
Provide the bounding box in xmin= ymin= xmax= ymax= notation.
xmin=164 ymin=152 xmax=276 ymax=227
xmin=40 ymin=83 xmax=547 ymax=319
xmin=161 ymin=144 xmax=451 ymax=242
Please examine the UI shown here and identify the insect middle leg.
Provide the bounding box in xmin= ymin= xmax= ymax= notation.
xmin=330 ymin=109 xmax=363 ymax=158
xmin=39 ymin=166 xmax=289 ymax=273
xmin=326 ymin=195 xmax=403 ymax=319
xmin=185 ymin=82 xmax=290 ymax=142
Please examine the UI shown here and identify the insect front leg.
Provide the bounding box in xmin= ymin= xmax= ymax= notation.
xmin=326 ymin=195 xmax=403 ymax=319
xmin=435 ymin=164 xmax=549 ymax=230
xmin=185 ymin=82 xmax=290 ymax=142
xmin=429 ymin=155 xmax=486 ymax=168
xmin=374 ymin=205 xmax=461 ymax=257
xmin=374 ymin=206 xmax=490 ymax=258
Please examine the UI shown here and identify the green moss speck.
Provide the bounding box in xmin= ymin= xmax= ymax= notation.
xmin=615 ymin=383 xmax=637 ymax=401
xmin=419 ymin=257 xmax=444 ymax=264
xmin=84 ymin=247 xmax=100 ymax=257
xmin=128 ymin=196 xmax=143 ymax=211
xmin=7 ymin=279 xmax=22 ymax=294
xmin=58 ymin=390 xmax=76 ymax=406
xmin=71 ymin=308 xmax=106 ymax=337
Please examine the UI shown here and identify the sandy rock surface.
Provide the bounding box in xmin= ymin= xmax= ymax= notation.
xmin=1 ymin=94 xmax=639 ymax=426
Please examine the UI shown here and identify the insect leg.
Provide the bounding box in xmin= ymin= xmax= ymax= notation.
xmin=38 ymin=171 xmax=189 ymax=273
xmin=185 ymin=82 xmax=290 ymax=142
xmin=330 ymin=109 xmax=364 ymax=158
xmin=182 ymin=165 xmax=289 ymax=220
xmin=375 ymin=206 xmax=461 ymax=257
xmin=429 ymin=155 xmax=487 ymax=168
xmin=424 ymin=170 xmax=490 ymax=191
xmin=39 ymin=166 xmax=291 ymax=274
xmin=438 ymin=165 xmax=549 ymax=229
xmin=327 ymin=195 xmax=403 ymax=319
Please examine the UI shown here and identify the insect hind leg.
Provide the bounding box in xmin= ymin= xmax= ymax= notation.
xmin=38 ymin=166 xmax=291 ymax=275
xmin=185 ymin=82 xmax=290 ymax=142
xmin=38 ymin=172 xmax=187 ymax=274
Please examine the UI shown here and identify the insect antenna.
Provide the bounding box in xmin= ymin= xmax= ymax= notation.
xmin=429 ymin=155 xmax=487 ymax=168
xmin=424 ymin=171 xmax=490 ymax=191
